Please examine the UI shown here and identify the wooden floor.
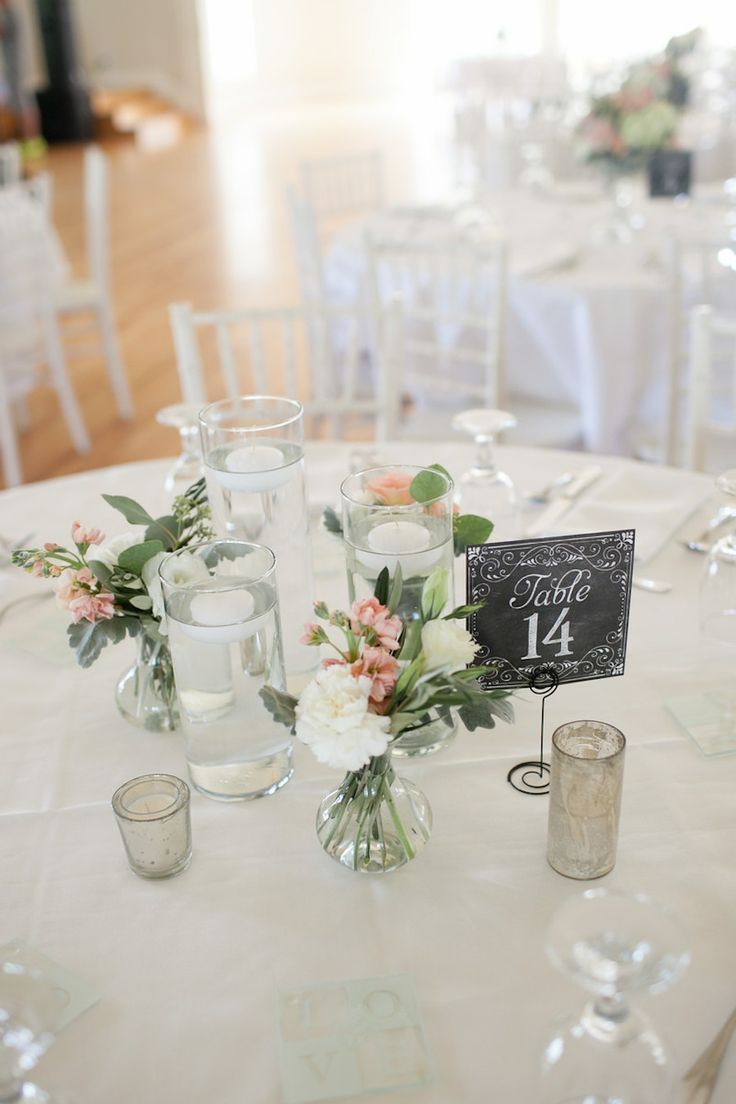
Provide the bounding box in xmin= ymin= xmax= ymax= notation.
xmin=8 ymin=97 xmax=456 ymax=489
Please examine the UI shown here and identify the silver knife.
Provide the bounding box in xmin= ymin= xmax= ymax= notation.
xmin=525 ymin=465 xmax=603 ymax=537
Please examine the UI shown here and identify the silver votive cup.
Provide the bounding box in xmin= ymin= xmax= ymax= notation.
xmin=112 ymin=774 xmax=192 ymax=879
xmin=546 ymin=720 xmax=626 ymax=880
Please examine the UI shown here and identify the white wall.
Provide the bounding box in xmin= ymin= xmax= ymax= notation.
xmin=73 ymin=0 xmax=206 ymax=117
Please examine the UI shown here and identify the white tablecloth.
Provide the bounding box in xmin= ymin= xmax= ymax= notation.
xmin=325 ymin=191 xmax=735 ymax=455
xmin=1 ymin=443 xmax=735 ymax=1103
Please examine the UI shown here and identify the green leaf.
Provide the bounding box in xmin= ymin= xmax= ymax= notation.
xmin=102 ymin=494 xmax=154 ymax=527
xmin=117 ymin=540 xmax=164 ymax=575
xmin=67 ymin=618 xmax=125 ymax=668
xmin=421 ymin=567 xmax=449 ymax=621
xmin=129 ymin=595 xmax=153 ymax=610
xmin=397 ymin=619 xmax=422 ymax=662
xmin=458 ymin=693 xmax=515 ymax=731
xmin=145 ymin=515 xmax=181 ymax=551
xmin=453 ymin=513 xmax=494 ymax=557
xmin=393 ymin=654 xmax=425 ymax=700
xmin=443 ymin=601 xmax=486 ymax=619
xmin=409 ymin=467 xmax=448 ymax=504
xmin=87 ymin=559 xmax=113 ymax=586
xmin=322 ymin=506 xmax=343 ymax=535
xmin=259 ymin=685 xmax=298 ymax=730
xmin=386 ymin=562 xmax=403 ymax=614
xmin=373 ymin=566 xmax=390 ymax=605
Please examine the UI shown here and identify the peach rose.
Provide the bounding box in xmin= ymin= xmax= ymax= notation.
xmin=365 ymin=471 xmax=414 ymax=506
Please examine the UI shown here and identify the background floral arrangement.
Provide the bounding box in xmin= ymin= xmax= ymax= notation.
xmin=12 ymin=479 xmax=213 ymax=668
xmin=577 ymin=29 xmax=700 ymax=172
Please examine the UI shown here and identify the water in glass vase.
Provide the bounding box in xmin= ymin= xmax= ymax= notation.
xmin=166 ymin=579 xmax=291 ymax=800
xmin=204 ymin=438 xmax=316 ymax=678
xmin=345 ymin=514 xmax=454 ymax=622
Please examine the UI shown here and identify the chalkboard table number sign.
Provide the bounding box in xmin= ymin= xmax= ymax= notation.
xmin=466 ymin=530 xmax=635 ymax=795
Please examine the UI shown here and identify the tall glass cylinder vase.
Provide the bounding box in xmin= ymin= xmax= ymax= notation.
xmin=160 ymin=540 xmax=292 ymax=801
xmin=199 ymin=396 xmax=316 ymax=685
xmin=340 ymin=465 xmax=455 ymax=623
xmin=341 ymin=465 xmax=457 ymax=758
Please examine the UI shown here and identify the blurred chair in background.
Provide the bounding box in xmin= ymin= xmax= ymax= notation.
xmin=0 ymin=140 xmax=21 ymax=184
xmin=54 ymin=145 xmax=133 ymax=419
xmin=0 ymin=188 xmax=89 ymax=485
xmin=168 ymin=299 xmax=401 ymax=442
xmin=664 ymin=236 xmax=736 ymax=465
xmin=683 ymin=304 xmax=736 ymax=472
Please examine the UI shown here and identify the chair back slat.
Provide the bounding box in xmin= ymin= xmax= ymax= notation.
xmin=168 ymin=300 xmax=399 ymax=441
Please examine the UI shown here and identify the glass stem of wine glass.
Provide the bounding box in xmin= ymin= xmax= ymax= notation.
xmin=473 ymin=434 xmax=496 ymax=475
xmin=179 ymin=424 xmax=200 ymax=462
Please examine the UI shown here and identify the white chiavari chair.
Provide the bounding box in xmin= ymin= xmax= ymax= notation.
xmin=0 ymin=189 xmax=89 ymax=486
xmin=365 ymin=230 xmax=583 ymax=446
xmin=168 ymin=300 xmax=400 ymax=442
xmin=300 ymin=150 xmax=385 ymax=231
xmin=683 ymin=305 xmax=736 ymax=472
xmin=54 ymin=145 xmax=133 ymax=419
xmin=664 ymin=237 xmax=736 ymax=465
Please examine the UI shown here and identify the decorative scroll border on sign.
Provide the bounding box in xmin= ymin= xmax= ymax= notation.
xmin=467 ymin=529 xmax=635 ymax=690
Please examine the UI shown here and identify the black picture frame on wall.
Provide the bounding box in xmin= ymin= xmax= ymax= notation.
xmin=648 ymin=150 xmax=692 ymax=198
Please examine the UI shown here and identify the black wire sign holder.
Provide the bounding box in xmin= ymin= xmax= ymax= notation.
xmin=506 ymin=664 xmax=559 ymax=795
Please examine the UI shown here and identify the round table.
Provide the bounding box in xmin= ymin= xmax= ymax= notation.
xmin=1 ymin=442 xmax=734 ymax=1103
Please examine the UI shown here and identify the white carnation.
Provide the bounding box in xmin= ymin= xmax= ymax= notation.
xmin=295 ymin=665 xmax=391 ymax=771
xmin=421 ymin=618 xmax=478 ymax=672
xmin=93 ymin=531 xmax=140 ymax=569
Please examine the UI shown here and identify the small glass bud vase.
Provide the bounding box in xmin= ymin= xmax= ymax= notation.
xmin=115 ymin=624 xmax=179 ymax=732
xmin=316 ymin=754 xmax=432 ymax=874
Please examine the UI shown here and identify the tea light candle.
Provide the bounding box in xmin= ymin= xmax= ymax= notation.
xmin=179 ymin=588 xmax=269 ymax=644
xmin=356 ymin=520 xmax=442 ymax=576
xmin=211 ymin=444 xmax=293 ymax=493
xmin=112 ymin=774 xmax=191 ymax=879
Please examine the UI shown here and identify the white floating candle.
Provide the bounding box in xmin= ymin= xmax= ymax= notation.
xmin=179 ymin=589 xmax=268 ymax=644
xmin=356 ymin=520 xmax=443 ymax=575
xmin=211 ymin=444 xmax=293 ymax=492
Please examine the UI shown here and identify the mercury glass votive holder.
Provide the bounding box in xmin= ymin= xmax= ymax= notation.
xmin=547 ymin=721 xmax=626 ymax=880
xmin=112 ymin=774 xmax=192 ymax=879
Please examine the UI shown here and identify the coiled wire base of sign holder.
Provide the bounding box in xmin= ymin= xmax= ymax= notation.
xmin=506 ymin=665 xmax=559 ymax=795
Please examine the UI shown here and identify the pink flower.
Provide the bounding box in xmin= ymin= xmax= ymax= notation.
xmin=301 ymin=622 xmax=327 ymax=645
xmin=44 ymin=542 xmax=58 ymax=552
xmin=54 ymin=567 xmax=115 ymax=622
xmin=365 ymin=471 xmax=414 ymax=506
xmin=71 ymin=521 xmax=105 ymax=546
xmin=350 ymin=597 xmax=402 ymax=651
xmin=351 ymin=646 xmax=398 ymax=710
xmin=29 ymin=558 xmax=45 ymax=577
xmin=70 ymin=591 xmax=115 ymax=623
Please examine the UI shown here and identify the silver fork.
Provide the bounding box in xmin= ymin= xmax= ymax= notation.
xmin=682 ymin=1003 xmax=736 ymax=1104
xmin=525 ymin=471 xmax=575 ymax=504
xmin=683 ymin=508 xmax=736 ymax=553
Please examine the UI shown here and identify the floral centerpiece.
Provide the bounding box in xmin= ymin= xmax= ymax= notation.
xmin=262 ymin=563 xmax=512 ymax=873
xmin=577 ymin=31 xmax=700 ymax=175
xmin=12 ymin=480 xmax=213 ymax=731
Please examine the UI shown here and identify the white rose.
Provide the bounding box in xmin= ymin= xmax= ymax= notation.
xmin=295 ymin=665 xmax=391 ymax=771
xmin=92 ymin=531 xmax=140 ymax=569
xmin=142 ymin=550 xmax=210 ymax=628
xmin=421 ymin=619 xmax=478 ymax=672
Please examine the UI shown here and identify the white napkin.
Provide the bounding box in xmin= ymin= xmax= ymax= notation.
xmin=556 ymin=467 xmax=706 ymax=563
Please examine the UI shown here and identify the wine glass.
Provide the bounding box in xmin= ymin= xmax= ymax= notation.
xmin=451 ymin=408 xmax=520 ymax=539
xmin=155 ymin=403 xmax=204 ymax=496
xmin=539 ymin=888 xmax=690 ymax=1104
xmin=699 ymin=468 xmax=736 ymax=740
xmin=0 ymin=957 xmax=68 ymax=1102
